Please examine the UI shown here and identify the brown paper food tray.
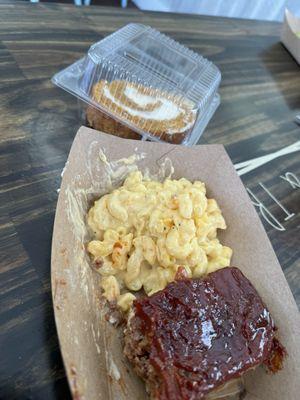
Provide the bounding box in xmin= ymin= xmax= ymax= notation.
xmin=51 ymin=126 xmax=300 ymax=400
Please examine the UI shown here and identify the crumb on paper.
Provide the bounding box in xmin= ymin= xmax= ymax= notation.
xmin=109 ymin=314 xmax=118 ymax=325
xmin=108 ymin=356 xmax=121 ymax=381
xmin=95 ymin=343 xmax=101 ymax=354
xmin=157 ymin=157 xmax=174 ymax=180
xmin=61 ymin=161 xmax=69 ymax=178
xmin=116 ymin=154 xmax=146 ymax=165
xmin=91 ymin=323 xmax=101 ymax=354
xmin=69 ymin=364 xmax=83 ymax=400
xmin=53 ymin=277 xmax=68 ymax=310
xmin=65 ymin=186 xmax=87 ymax=244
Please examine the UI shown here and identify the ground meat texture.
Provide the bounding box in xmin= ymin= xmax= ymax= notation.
xmin=123 ymin=267 xmax=285 ymax=400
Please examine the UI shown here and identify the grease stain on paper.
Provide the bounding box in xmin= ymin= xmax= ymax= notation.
xmin=61 ymin=142 xmax=175 ymax=398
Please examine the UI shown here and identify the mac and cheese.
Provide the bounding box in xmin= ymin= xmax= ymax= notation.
xmin=87 ymin=171 xmax=232 ymax=311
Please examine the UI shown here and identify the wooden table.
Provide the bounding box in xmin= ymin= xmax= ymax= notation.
xmin=0 ymin=2 xmax=299 ymax=399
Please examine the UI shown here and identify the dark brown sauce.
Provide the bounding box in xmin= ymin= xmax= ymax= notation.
xmin=133 ymin=267 xmax=286 ymax=400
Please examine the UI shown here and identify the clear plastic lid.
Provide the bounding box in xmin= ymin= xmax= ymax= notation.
xmin=52 ymin=23 xmax=221 ymax=145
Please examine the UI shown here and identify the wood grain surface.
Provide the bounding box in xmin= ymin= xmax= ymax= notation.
xmin=0 ymin=2 xmax=299 ymax=399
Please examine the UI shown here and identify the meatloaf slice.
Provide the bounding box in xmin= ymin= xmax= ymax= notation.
xmin=124 ymin=267 xmax=285 ymax=400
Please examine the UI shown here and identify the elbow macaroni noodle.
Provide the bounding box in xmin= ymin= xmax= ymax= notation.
xmin=87 ymin=171 xmax=232 ymax=311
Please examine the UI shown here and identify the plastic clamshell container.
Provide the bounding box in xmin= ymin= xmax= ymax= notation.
xmin=52 ymin=23 xmax=221 ymax=145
